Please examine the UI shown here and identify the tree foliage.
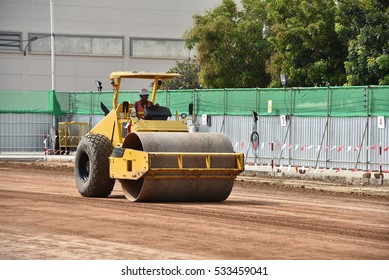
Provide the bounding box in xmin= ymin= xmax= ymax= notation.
xmin=336 ymin=0 xmax=389 ymax=85
xmin=184 ymin=0 xmax=270 ymax=88
xmin=183 ymin=0 xmax=388 ymax=88
xmin=266 ymin=0 xmax=347 ymax=87
xmin=162 ymin=59 xmax=201 ymax=89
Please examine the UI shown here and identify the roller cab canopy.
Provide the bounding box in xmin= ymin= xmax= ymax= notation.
xmin=110 ymin=71 xmax=181 ymax=109
xmin=110 ymin=71 xmax=181 ymax=80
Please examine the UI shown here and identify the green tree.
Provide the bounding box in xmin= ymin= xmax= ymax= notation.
xmin=336 ymin=0 xmax=389 ymax=85
xmin=162 ymin=59 xmax=201 ymax=89
xmin=184 ymin=0 xmax=270 ymax=88
xmin=266 ymin=0 xmax=347 ymax=87
xmin=184 ymin=0 xmax=388 ymax=88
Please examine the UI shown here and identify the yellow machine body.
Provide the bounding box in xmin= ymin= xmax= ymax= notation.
xmin=89 ymin=72 xmax=188 ymax=147
xmin=76 ymin=71 xmax=244 ymax=202
xmin=110 ymin=150 xmax=244 ymax=180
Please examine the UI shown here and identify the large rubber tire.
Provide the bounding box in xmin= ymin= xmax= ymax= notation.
xmin=74 ymin=134 xmax=115 ymax=197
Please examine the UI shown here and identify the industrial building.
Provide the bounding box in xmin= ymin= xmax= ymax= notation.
xmin=0 ymin=0 xmax=224 ymax=91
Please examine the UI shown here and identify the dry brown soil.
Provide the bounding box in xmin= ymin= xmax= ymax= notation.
xmin=0 ymin=161 xmax=388 ymax=260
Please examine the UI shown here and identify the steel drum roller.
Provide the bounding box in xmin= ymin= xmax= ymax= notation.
xmin=119 ymin=132 xmax=237 ymax=202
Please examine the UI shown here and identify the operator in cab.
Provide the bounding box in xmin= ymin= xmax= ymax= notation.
xmin=131 ymin=88 xmax=159 ymax=119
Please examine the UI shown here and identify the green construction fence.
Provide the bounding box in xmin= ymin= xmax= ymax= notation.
xmin=0 ymin=86 xmax=388 ymax=117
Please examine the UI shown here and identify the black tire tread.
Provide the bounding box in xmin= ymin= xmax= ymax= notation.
xmin=74 ymin=134 xmax=115 ymax=197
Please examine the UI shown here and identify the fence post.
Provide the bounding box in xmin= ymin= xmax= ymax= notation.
xmin=89 ymin=91 xmax=93 ymax=129
xmin=223 ymin=88 xmax=226 ymax=133
xmin=289 ymin=87 xmax=294 ymax=167
xmin=316 ymin=86 xmax=330 ymax=169
xmin=166 ymin=88 xmax=169 ymax=109
xmin=365 ymin=86 xmax=370 ymax=171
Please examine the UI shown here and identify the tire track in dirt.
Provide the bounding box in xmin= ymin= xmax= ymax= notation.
xmin=1 ymin=187 xmax=388 ymax=243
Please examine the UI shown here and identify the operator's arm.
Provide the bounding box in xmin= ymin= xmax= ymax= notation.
xmin=131 ymin=101 xmax=138 ymax=117
xmin=147 ymin=101 xmax=159 ymax=108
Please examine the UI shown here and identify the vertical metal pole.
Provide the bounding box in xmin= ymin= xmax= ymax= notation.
xmin=379 ymin=143 xmax=383 ymax=185
xmin=193 ymin=89 xmax=197 ymax=128
xmin=315 ymin=87 xmax=329 ymax=169
xmin=289 ymin=88 xmax=293 ymax=167
xmin=256 ymin=88 xmax=259 ymax=115
xmin=278 ymin=119 xmax=291 ymax=165
xmin=278 ymin=86 xmax=290 ymax=165
xmin=355 ymin=119 xmax=369 ymax=170
xmin=223 ymin=88 xmax=226 ymax=133
xmin=271 ymin=142 xmax=274 ymax=176
xmin=365 ymin=86 xmax=370 ymax=171
xmin=325 ymin=87 xmax=331 ymax=169
xmin=50 ymin=0 xmax=57 ymax=156
xmin=355 ymin=87 xmax=370 ymax=170
xmin=67 ymin=92 xmax=71 ymax=121
xmin=316 ymin=118 xmax=328 ymax=168
xmin=89 ymin=92 xmax=93 ymax=129
xmin=166 ymin=88 xmax=169 ymax=109
xmin=50 ymin=0 xmax=55 ymax=92
xmin=257 ymin=88 xmax=261 ymax=163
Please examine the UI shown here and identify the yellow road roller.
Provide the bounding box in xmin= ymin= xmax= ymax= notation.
xmin=74 ymin=71 xmax=244 ymax=202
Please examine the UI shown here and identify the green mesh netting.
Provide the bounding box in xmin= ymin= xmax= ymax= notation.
xmin=226 ymin=88 xmax=258 ymax=115
xmin=369 ymin=86 xmax=389 ymax=116
xmin=0 ymin=90 xmax=62 ymax=116
xmin=257 ymin=88 xmax=289 ymax=116
xmin=55 ymin=90 xmax=140 ymax=115
xmin=1 ymin=86 xmax=388 ymax=117
xmin=329 ymin=87 xmax=366 ymax=117
xmin=157 ymin=90 xmax=193 ymax=115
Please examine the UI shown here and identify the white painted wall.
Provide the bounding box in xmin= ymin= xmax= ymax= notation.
xmin=0 ymin=0 xmax=232 ymax=91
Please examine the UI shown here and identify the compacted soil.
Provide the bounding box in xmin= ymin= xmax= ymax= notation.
xmin=0 ymin=161 xmax=388 ymax=260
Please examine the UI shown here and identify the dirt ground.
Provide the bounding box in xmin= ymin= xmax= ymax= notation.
xmin=0 ymin=161 xmax=388 ymax=260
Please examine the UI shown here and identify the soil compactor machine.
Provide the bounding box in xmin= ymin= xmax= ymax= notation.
xmin=74 ymin=71 xmax=244 ymax=202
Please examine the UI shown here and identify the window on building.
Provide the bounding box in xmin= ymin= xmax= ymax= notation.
xmin=130 ymin=37 xmax=195 ymax=59
xmin=0 ymin=32 xmax=22 ymax=52
xmin=28 ymin=33 xmax=124 ymax=56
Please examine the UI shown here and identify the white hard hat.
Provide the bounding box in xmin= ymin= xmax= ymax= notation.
xmin=139 ymin=88 xmax=149 ymax=96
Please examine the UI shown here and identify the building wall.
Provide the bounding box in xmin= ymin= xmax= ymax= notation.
xmin=0 ymin=0 xmax=227 ymax=91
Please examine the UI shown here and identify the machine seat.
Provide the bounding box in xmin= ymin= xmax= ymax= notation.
xmin=144 ymin=106 xmax=171 ymax=120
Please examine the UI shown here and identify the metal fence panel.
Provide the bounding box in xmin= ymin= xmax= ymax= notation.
xmin=1 ymin=112 xmax=387 ymax=172
xmin=192 ymin=115 xmax=388 ymax=171
xmin=0 ymin=113 xmax=53 ymax=152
